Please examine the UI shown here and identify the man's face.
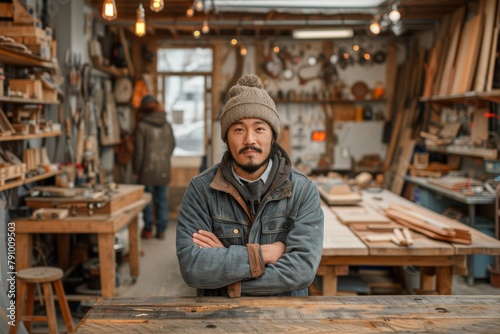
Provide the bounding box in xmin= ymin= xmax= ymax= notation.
xmin=227 ymin=118 xmax=274 ymax=179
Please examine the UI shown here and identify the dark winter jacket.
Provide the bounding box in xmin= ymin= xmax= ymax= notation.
xmin=132 ymin=112 xmax=175 ymax=186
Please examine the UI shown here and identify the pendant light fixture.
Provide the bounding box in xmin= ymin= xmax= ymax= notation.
xmin=135 ymin=2 xmax=146 ymax=37
xmin=194 ymin=0 xmax=204 ymax=12
xmin=202 ymin=17 xmax=210 ymax=34
xmin=388 ymin=4 xmax=401 ymax=22
xmin=369 ymin=21 xmax=381 ymax=35
xmin=102 ymin=0 xmax=117 ymax=21
xmin=150 ymin=0 xmax=164 ymax=12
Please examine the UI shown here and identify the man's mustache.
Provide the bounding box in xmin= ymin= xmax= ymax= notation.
xmin=239 ymin=146 xmax=262 ymax=154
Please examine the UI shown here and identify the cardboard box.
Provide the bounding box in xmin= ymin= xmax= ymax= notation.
xmin=42 ymin=88 xmax=57 ymax=102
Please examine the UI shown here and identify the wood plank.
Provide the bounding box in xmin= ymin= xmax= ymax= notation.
xmin=438 ymin=5 xmax=466 ymax=95
xmin=321 ymin=204 xmax=368 ymax=256
xmin=432 ymin=12 xmax=452 ymax=96
xmin=474 ymin=0 xmax=498 ymax=91
xmin=450 ymin=2 xmax=484 ymax=94
xmin=330 ymin=206 xmax=391 ymax=224
xmin=486 ymin=0 xmax=500 ymax=90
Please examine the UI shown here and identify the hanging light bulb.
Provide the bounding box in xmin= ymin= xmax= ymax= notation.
xmin=389 ymin=4 xmax=401 ymax=22
xmin=135 ymin=3 xmax=146 ymax=37
xmin=186 ymin=6 xmax=194 ymax=17
xmin=231 ymin=38 xmax=238 ymax=45
xmin=102 ymin=0 xmax=117 ymax=21
xmin=193 ymin=30 xmax=201 ymax=39
xmin=150 ymin=0 xmax=164 ymax=12
xmin=240 ymin=45 xmax=247 ymax=56
xmin=273 ymin=46 xmax=280 ymax=53
xmin=369 ymin=21 xmax=381 ymax=35
xmin=202 ymin=18 xmax=210 ymax=34
xmin=194 ymin=0 xmax=204 ymax=12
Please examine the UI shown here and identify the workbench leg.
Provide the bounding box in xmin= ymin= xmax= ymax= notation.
xmin=128 ymin=216 xmax=140 ymax=282
xmin=16 ymin=233 xmax=31 ymax=271
xmin=467 ymin=204 xmax=476 ymax=286
xmin=420 ymin=267 xmax=436 ymax=291
xmin=322 ymin=266 xmax=338 ymax=296
xmin=98 ymin=233 xmax=116 ymax=297
xmin=57 ymin=234 xmax=70 ymax=271
xmin=435 ymin=266 xmax=453 ymax=295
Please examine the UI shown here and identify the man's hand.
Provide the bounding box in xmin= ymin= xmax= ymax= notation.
xmin=261 ymin=242 xmax=286 ymax=265
xmin=193 ymin=230 xmax=224 ymax=248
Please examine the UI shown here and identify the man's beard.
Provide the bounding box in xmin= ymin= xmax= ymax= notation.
xmin=231 ymin=146 xmax=274 ymax=174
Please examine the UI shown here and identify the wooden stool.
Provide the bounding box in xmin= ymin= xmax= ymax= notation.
xmin=9 ymin=267 xmax=74 ymax=334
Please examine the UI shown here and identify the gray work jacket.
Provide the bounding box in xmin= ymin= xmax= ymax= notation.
xmin=176 ymin=153 xmax=324 ymax=296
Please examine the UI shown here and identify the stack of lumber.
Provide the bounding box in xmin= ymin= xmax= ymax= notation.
xmin=427 ymin=176 xmax=483 ymax=191
xmin=424 ymin=0 xmax=500 ymax=95
xmin=365 ymin=228 xmax=414 ymax=246
xmin=384 ymin=205 xmax=471 ymax=245
xmin=409 ymin=162 xmax=458 ymax=178
xmin=331 ymin=206 xmax=390 ymax=225
xmin=0 ymin=0 xmax=54 ymax=60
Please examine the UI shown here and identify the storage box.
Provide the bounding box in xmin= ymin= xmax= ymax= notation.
xmin=9 ymin=79 xmax=43 ymax=100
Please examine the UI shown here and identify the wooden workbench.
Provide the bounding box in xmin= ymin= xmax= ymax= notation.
xmin=74 ymin=295 xmax=500 ymax=333
xmin=320 ymin=189 xmax=500 ymax=295
xmin=14 ymin=187 xmax=151 ymax=297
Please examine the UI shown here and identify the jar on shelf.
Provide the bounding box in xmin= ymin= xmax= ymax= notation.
xmin=372 ymin=81 xmax=385 ymax=99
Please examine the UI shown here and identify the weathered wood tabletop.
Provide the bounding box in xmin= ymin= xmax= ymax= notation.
xmin=74 ymin=295 xmax=500 ymax=333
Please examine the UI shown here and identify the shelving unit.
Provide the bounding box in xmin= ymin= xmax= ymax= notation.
xmin=420 ymin=90 xmax=500 ymax=106
xmin=0 ymin=96 xmax=60 ymax=105
xmin=0 ymin=43 xmax=62 ymax=193
xmin=0 ymin=131 xmax=62 ymax=142
xmin=0 ymin=46 xmax=56 ymax=69
xmin=0 ymin=170 xmax=60 ymax=192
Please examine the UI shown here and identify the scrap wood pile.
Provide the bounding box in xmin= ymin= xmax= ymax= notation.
xmin=383 ymin=205 xmax=471 ymax=245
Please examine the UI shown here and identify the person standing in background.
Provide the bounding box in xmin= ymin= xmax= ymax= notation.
xmin=133 ymin=95 xmax=176 ymax=240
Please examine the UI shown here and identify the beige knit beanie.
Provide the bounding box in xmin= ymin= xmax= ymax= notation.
xmin=220 ymin=74 xmax=280 ymax=142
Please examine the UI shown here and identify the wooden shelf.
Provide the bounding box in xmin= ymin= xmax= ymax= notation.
xmin=426 ymin=145 xmax=498 ymax=160
xmin=420 ymin=90 xmax=500 ymax=106
xmin=0 ymin=96 xmax=60 ymax=105
xmin=0 ymin=46 xmax=55 ymax=69
xmin=0 ymin=170 xmax=59 ymax=192
xmin=274 ymin=99 xmax=387 ymax=104
xmin=0 ymin=131 xmax=61 ymax=142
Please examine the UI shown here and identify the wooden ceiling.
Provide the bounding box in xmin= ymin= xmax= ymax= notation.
xmin=88 ymin=0 xmax=472 ymax=40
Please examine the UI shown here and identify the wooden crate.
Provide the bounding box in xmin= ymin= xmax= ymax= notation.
xmin=9 ymin=79 xmax=43 ymax=100
xmin=0 ymin=163 xmax=26 ymax=185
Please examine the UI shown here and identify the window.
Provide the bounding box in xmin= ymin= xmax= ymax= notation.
xmin=157 ymin=47 xmax=213 ymax=157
